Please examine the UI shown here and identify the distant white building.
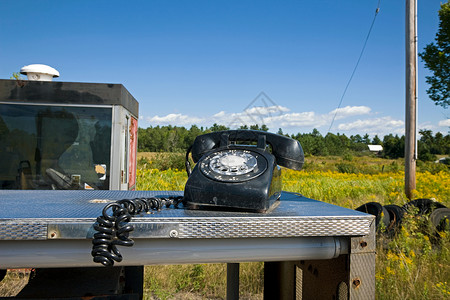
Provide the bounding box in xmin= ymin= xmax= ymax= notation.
xmin=435 ymin=157 xmax=450 ymax=165
xmin=368 ymin=145 xmax=383 ymax=154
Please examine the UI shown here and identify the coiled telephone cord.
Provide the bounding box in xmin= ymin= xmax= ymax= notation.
xmin=91 ymin=196 xmax=184 ymax=266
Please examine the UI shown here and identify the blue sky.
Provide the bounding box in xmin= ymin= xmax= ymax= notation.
xmin=1 ymin=0 xmax=449 ymax=137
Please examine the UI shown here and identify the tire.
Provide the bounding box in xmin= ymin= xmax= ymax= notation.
xmin=402 ymin=198 xmax=446 ymax=215
xmin=356 ymin=202 xmax=390 ymax=230
xmin=430 ymin=208 xmax=450 ymax=232
xmin=0 ymin=269 xmax=6 ymax=282
xmin=383 ymin=204 xmax=406 ymax=231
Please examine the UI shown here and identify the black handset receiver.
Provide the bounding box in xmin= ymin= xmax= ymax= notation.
xmin=184 ymin=130 xmax=304 ymax=212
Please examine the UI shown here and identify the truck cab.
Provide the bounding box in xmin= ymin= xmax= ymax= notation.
xmin=0 ymin=79 xmax=138 ymax=191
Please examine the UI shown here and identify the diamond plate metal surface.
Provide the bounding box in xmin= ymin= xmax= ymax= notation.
xmin=349 ymin=217 xmax=376 ymax=299
xmin=177 ymin=217 xmax=371 ymax=238
xmin=0 ymin=221 xmax=47 ymax=240
xmin=0 ymin=190 xmax=374 ymax=240
xmin=349 ymin=253 xmax=376 ymax=300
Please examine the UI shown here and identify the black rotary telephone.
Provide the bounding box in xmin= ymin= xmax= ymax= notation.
xmin=91 ymin=130 xmax=304 ymax=266
xmin=184 ymin=130 xmax=305 ymax=212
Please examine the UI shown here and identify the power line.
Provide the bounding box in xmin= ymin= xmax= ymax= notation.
xmin=328 ymin=0 xmax=382 ymax=133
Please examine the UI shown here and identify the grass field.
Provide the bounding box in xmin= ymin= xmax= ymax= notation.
xmin=137 ymin=153 xmax=450 ymax=299
xmin=1 ymin=154 xmax=448 ymax=299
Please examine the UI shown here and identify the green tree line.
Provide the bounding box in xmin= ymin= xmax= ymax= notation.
xmin=138 ymin=125 xmax=450 ymax=161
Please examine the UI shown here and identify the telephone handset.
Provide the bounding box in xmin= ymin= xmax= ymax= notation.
xmin=184 ymin=130 xmax=304 ymax=212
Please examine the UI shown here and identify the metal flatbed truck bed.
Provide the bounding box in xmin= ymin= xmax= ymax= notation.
xmin=0 ymin=190 xmax=375 ymax=299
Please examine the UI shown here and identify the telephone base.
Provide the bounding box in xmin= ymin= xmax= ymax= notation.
xmin=187 ymin=200 xmax=280 ymax=213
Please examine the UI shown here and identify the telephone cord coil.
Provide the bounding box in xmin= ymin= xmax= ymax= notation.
xmin=91 ymin=196 xmax=184 ymax=266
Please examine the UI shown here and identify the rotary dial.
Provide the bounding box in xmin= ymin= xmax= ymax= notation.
xmin=209 ymin=150 xmax=257 ymax=176
xmin=199 ymin=149 xmax=267 ymax=182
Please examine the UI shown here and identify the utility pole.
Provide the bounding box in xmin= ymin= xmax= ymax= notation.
xmin=405 ymin=0 xmax=417 ymax=199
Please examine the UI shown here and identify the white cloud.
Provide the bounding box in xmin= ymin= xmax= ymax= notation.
xmin=244 ymin=105 xmax=290 ymax=115
xmin=212 ymin=108 xmax=327 ymax=129
xmin=438 ymin=119 xmax=450 ymax=127
xmin=418 ymin=122 xmax=436 ymax=131
xmin=146 ymin=113 xmax=204 ymax=126
xmin=337 ymin=117 xmax=404 ymax=135
xmin=329 ymin=106 xmax=371 ymax=120
xmin=208 ymin=105 xmax=288 ymax=128
xmin=140 ymin=105 xmax=406 ymax=136
xmin=270 ymin=112 xmax=328 ymax=127
xmin=213 ymin=111 xmax=227 ymax=118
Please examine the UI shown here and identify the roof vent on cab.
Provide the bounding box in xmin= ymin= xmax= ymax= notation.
xmin=20 ymin=64 xmax=60 ymax=81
